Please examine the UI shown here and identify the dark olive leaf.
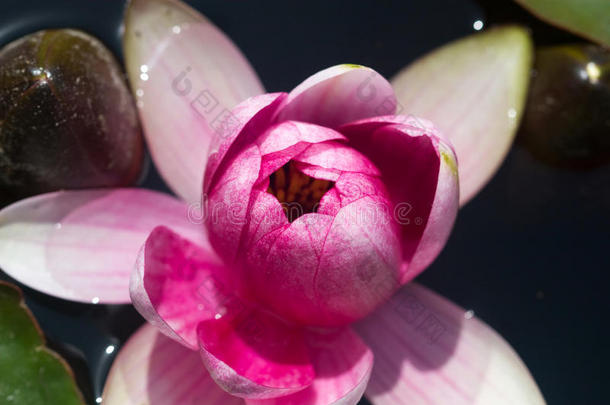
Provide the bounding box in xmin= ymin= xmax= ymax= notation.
xmin=514 ymin=0 xmax=610 ymax=46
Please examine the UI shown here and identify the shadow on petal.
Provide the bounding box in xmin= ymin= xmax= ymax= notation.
xmin=356 ymin=283 xmax=544 ymax=405
xmin=197 ymin=306 xmax=315 ymax=399
xmin=245 ymin=328 xmax=374 ymax=405
xmin=356 ymin=283 xmax=462 ymax=399
xmin=103 ymin=323 xmax=242 ymax=405
xmin=147 ymin=331 xmax=242 ymax=404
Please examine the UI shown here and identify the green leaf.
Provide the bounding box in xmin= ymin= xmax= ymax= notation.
xmin=514 ymin=0 xmax=610 ymax=46
xmin=0 ymin=282 xmax=85 ymax=405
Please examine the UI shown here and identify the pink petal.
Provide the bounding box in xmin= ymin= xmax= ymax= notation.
xmin=391 ymin=26 xmax=533 ymax=205
xmin=317 ymin=173 xmax=388 ymax=216
xmin=258 ymin=121 xmax=346 ymax=156
xmin=276 ymin=65 xmax=397 ymax=128
xmin=340 ymin=118 xmax=459 ymax=282
xmin=245 ymin=213 xmax=335 ymax=325
xmin=293 ymin=142 xmax=381 ymax=180
xmin=206 ymin=143 xmax=262 ymax=265
xmin=241 ymin=190 xmax=290 ymax=257
xmin=124 ymin=0 xmax=265 ymax=203
xmin=0 ymin=189 xmax=202 ymax=303
xmin=197 ymin=306 xmax=315 ymax=399
xmin=313 ymin=196 xmax=402 ymax=324
xmin=208 ymin=105 xmax=343 ymax=268
xmin=102 ymin=323 xmax=243 ymax=405
xmin=204 ymin=93 xmax=286 ymax=195
xmin=247 ymin=194 xmax=401 ymax=327
xmin=405 ymin=139 xmax=459 ymax=282
xmin=130 ymin=226 xmax=228 ymax=350
xmin=246 ymin=328 xmax=373 ymax=405
xmin=201 ymin=95 xmax=287 ymax=273
xmin=257 ymin=121 xmax=347 ymax=180
xmin=355 ymin=283 xmax=546 ymax=405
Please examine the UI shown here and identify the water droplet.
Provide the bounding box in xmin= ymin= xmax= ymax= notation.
xmin=136 ymin=89 xmax=144 ymax=98
xmin=214 ymin=313 xmax=222 ymax=320
xmin=96 ymin=397 xmax=103 ymax=404
xmin=140 ymin=73 xmax=149 ymax=81
xmin=508 ymin=108 xmax=517 ymax=119
xmin=473 ymin=20 xmax=484 ymax=31
xmin=172 ymin=25 xmax=181 ymax=34
xmin=105 ymin=345 xmax=115 ymax=355
xmin=140 ymin=64 xmax=149 ymax=73
xmin=91 ymin=297 xmax=100 ymax=304
xmin=464 ymin=309 xmax=475 ymax=319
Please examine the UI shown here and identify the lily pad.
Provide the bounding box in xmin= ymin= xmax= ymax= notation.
xmin=514 ymin=0 xmax=610 ymax=46
xmin=0 ymin=281 xmax=85 ymax=405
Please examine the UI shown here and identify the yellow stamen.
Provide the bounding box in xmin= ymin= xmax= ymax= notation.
xmin=267 ymin=161 xmax=334 ymax=222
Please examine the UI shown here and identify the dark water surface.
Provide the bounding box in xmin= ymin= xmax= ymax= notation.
xmin=0 ymin=1 xmax=608 ymax=404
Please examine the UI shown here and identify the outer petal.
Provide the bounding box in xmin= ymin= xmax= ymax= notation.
xmin=391 ymin=26 xmax=533 ymax=205
xmin=246 ymin=328 xmax=373 ymax=405
xmin=133 ymin=227 xmax=317 ymax=400
xmin=102 ymin=323 xmax=243 ymax=405
xmin=355 ymin=283 xmax=546 ymax=405
xmin=130 ymin=226 xmax=227 ymax=350
xmin=276 ymin=65 xmax=397 ymax=128
xmin=124 ymin=0 xmax=265 ymax=203
xmin=0 ymin=189 xmax=202 ymax=304
xmin=405 ymin=137 xmax=459 ymax=281
xmin=340 ymin=118 xmax=459 ymax=283
xmin=197 ymin=306 xmax=315 ymax=399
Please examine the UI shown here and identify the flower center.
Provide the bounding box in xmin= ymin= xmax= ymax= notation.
xmin=267 ymin=161 xmax=334 ymax=222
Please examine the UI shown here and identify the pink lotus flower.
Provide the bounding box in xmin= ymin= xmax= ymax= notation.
xmin=127 ymin=63 xmax=462 ymax=401
xmin=0 ymin=0 xmax=542 ymax=404
xmin=199 ymin=85 xmax=459 ymax=329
